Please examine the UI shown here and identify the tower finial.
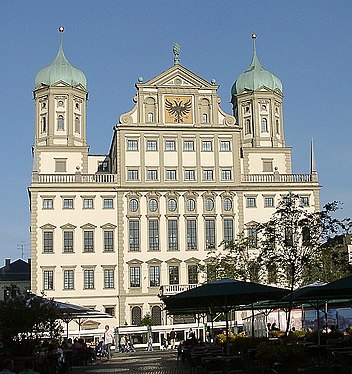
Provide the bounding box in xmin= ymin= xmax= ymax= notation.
xmin=59 ymin=26 xmax=64 ymax=33
xmin=173 ymin=43 xmax=180 ymax=65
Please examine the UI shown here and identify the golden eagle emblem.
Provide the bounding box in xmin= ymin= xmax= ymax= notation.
xmin=165 ymin=98 xmax=192 ymax=123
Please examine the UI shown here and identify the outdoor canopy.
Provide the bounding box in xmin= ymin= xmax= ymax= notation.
xmin=161 ymin=278 xmax=289 ymax=315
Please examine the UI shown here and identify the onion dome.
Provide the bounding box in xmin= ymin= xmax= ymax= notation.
xmin=35 ymin=27 xmax=87 ymax=90
xmin=232 ymin=34 xmax=282 ymax=95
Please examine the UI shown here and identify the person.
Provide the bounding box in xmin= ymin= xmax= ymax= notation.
xmin=104 ymin=325 xmax=114 ymax=360
xmin=0 ymin=359 xmax=15 ymax=373
xmin=18 ymin=359 xmax=39 ymax=374
xmin=170 ymin=328 xmax=176 ymax=349
xmin=147 ymin=336 xmax=153 ymax=352
xmin=120 ymin=335 xmax=126 ymax=353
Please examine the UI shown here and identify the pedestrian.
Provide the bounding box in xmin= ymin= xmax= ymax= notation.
xmin=104 ymin=325 xmax=115 ymax=360
xmin=170 ymin=328 xmax=176 ymax=349
xmin=120 ymin=335 xmax=126 ymax=353
xmin=147 ymin=336 xmax=153 ymax=352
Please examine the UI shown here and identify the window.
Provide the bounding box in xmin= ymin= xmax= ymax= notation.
xmin=63 ymin=231 xmax=74 ymax=253
xmin=168 ymin=199 xmax=177 ymax=212
xmin=151 ymin=306 xmax=162 ymax=325
xmin=43 ymin=231 xmax=53 ymax=253
xmin=149 ymin=199 xmax=158 ymax=212
xmin=75 ymin=117 xmax=80 ymax=133
xmin=43 ymin=270 xmax=54 ymax=290
xmin=202 ymin=141 xmax=212 ymax=152
xmin=187 ymin=198 xmax=196 ymax=212
xmin=103 ymin=198 xmax=114 ymax=209
xmin=220 ymin=141 xmax=231 ymax=152
xmin=205 ymin=198 xmax=214 ymax=211
xmin=300 ymin=196 xmax=310 ymax=206
xmin=245 ymin=119 xmax=251 ymax=134
xmin=263 ymin=160 xmax=273 ymax=172
xmin=104 ymin=269 xmax=114 ymax=289
xmin=147 ymin=112 xmax=154 ymax=123
xmin=129 ymin=199 xmax=139 ymax=212
xmin=105 ymin=307 xmax=115 ymax=317
xmin=104 ymin=230 xmax=114 ymax=252
xmin=147 ymin=169 xmax=158 ymax=181
xmin=221 ymin=170 xmax=232 ymax=181
xmin=184 ymin=169 xmax=195 ymax=181
xmin=261 ymin=104 xmax=267 ymax=111
xmin=224 ymin=219 xmax=234 ymax=243
xmin=247 ymin=227 xmax=257 ymax=247
xmin=261 ymin=118 xmax=268 ymax=132
xmin=202 ymin=169 xmax=214 ymax=181
xmin=276 ymin=120 xmax=280 ymax=134
xmin=285 ymin=227 xmax=294 ymax=247
xmin=168 ymin=220 xmax=178 ymax=251
xmin=84 ymin=269 xmax=94 ymax=289
xmin=149 ymin=266 xmax=160 ymax=287
xmin=43 ymin=198 xmax=53 ymax=209
xmin=146 ymin=140 xmax=158 ymax=151
xmin=63 ymin=270 xmax=74 ymax=290
xmin=57 ymin=115 xmax=64 ymax=130
xmin=83 ymin=198 xmax=94 ymax=209
xmin=148 ymin=219 xmax=159 ymax=251
xmin=246 ymin=197 xmax=256 ymax=208
xmin=302 ymin=226 xmax=310 ymax=246
xmin=130 ymin=267 xmax=140 ymax=287
xmin=63 ymin=198 xmax=74 ymax=209
xmin=55 ymin=159 xmax=66 ymax=173
xmin=169 ymin=266 xmax=179 ymax=285
xmin=127 ymin=139 xmax=138 ymax=151
xmin=165 ymin=140 xmax=176 ymax=151
xmin=129 ymin=220 xmax=140 ymax=251
xmin=131 ymin=306 xmax=142 ymax=325
xmin=183 ymin=140 xmax=195 ymax=151
xmin=83 ymin=231 xmax=94 ymax=252
xmin=41 ymin=116 xmax=47 ymax=133
xmin=205 ymin=219 xmax=216 ymax=249
xmin=57 ymin=100 xmax=64 ymax=107
xmin=264 ymin=197 xmax=274 ymax=207
xmin=188 ymin=265 xmax=198 ymax=284
xmin=223 ymin=198 xmax=232 ymax=211
xmin=166 ymin=169 xmax=177 ymax=181
xmin=187 ymin=219 xmax=197 ymax=250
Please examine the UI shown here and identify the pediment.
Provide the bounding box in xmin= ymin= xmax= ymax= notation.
xmin=60 ymin=223 xmax=77 ymax=230
xmin=141 ymin=64 xmax=216 ymax=90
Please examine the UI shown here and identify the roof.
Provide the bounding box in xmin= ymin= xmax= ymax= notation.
xmin=0 ymin=259 xmax=30 ymax=282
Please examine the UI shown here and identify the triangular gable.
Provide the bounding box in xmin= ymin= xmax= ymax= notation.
xmin=142 ymin=64 xmax=216 ymax=90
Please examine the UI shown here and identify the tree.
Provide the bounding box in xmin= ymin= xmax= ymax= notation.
xmin=0 ymin=292 xmax=63 ymax=356
xmin=202 ymin=234 xmax=262 ymax=283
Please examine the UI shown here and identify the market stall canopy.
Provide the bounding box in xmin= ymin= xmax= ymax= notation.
xmin=161 ymin=278 xmax=289 ymax=315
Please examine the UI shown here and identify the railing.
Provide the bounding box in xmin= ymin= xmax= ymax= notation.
xmin=241 ymin=173 xmax=314 ymax=183
xmin=32 ymin=173 xmax=117 ymax=184
xmin=159 ymin=284 xmax=200 ymax=297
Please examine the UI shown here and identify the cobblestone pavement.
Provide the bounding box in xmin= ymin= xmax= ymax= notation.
xmin=70 ymin=350 xmax=191 ymax=374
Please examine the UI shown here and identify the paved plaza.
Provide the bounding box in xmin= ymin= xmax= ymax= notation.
xmin=70 ymin=350 xmax=191 ymax=374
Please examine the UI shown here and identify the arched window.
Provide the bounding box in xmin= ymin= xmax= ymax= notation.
xmin=200 ymin=98 xmax=210 ymax=124
xmin=131 ymin=306 xmax=142 ymax=325
xmin=147 ymin=112 xmax=154 ymax=123
xmin=276 ymin=120 xmax=280 ymax=134
xmin=261 ymin=118 xmax=268 ymax=132
xmin=41 ymin=117 xmax=47 ymax=133
xmin=75 ymin=117 xmax=80 ymax=134
xmin=245 ymin=119 xmax=251 ymax=134
xmin=202 ymin=113 xmax=208 ymax=123
xmin=129 ymin=199 xmax=139 ymax=212
xmin=57 ymin=115 xmax=64 ymax=131
xmin=151 ymin=306 xmax=162 ymax=325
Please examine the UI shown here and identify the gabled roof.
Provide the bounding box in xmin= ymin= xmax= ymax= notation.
xmin=0 ymin=259 xmax=30 ymax=282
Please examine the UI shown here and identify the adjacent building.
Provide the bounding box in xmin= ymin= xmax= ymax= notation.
xmin=29 ymin=31 xmax=320 ymax=329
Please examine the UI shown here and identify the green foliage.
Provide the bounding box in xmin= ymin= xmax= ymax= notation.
xmin=256 ymin=341 xmax=308 ymax=365
xmin=141 ymin=313 xmax=152 ymax=326
xmin=0 ymin=293 xmax=63 ymax=356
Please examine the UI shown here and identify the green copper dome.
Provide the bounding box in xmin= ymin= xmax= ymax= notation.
xmin=232 ymin=35 xmax=282 ymax=95
xmin=35 ymin=31 xmax=87 ymax=90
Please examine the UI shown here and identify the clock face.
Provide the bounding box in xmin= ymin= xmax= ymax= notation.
xmin=164 ymin=96 xmax=193 ymax=124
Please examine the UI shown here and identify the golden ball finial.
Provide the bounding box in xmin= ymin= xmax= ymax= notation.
xmin=251 ymin=33 xmax=257 ymax=39
xmin=59 ymin=26 xmax=64 ymax=33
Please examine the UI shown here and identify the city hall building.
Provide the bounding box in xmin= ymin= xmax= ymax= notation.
xmin=29 ymin=31 xmax=320 ymax=331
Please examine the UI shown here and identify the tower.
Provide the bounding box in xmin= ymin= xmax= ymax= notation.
xmin=33 ymin=27 xmax=89 ymax=174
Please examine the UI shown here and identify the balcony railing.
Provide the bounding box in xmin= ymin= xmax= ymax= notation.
xmin=32 ymin=173 xmax=117 ymax=184
xmin=241 ymin=173 xmax=315 ymax=183
xmin=159 ymin=283 xmax=200 ymax=297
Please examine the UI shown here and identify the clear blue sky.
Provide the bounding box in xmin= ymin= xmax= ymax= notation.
xmin=0 ymin=0 xmax=351 ymax=262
